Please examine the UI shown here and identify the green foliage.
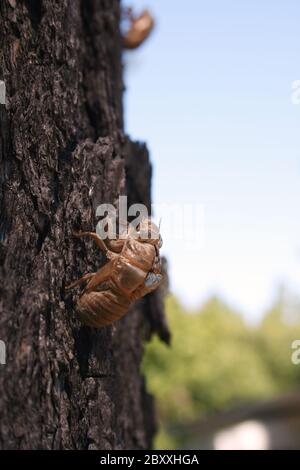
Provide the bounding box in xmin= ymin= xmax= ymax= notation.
xmin=142 ymin=292 xmax=300 ymax=449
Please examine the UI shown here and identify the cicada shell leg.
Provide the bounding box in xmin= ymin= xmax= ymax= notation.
xmin=73 ymin=230 xmax=110 ymax=257
xmin=65 ymin=272 xmax=95 ymax=290
xmin=83 ymin=260 xmax=114 ymax=294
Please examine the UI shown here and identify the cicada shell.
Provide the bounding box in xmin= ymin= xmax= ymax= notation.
xmin=123 ymin=10 xmax=155 ymax=50
xmin=66 ymin=218 xmax=163 ymax=328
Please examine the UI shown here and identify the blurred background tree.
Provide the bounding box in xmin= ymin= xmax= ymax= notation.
xmin=143 ymin=292 xmax=300 ymax=449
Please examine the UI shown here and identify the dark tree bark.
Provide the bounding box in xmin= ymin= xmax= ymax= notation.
xmin=0 ymin=0 xmax=168 ymax=449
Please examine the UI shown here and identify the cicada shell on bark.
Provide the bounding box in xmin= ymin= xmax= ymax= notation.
xmin=66 ymin=218 xmax=163 ymax=328
xmin=123 ymin=10 xmax=155 ymax=50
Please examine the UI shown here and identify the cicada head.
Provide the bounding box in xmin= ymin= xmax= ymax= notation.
xmin=134 ymin=217 xmax=163 ymax=248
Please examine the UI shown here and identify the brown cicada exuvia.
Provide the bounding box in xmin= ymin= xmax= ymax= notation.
xmin=66 ymin=218 xmax=163 ymax=328
xmin=123 ymin=9 xmax=155 ymax=50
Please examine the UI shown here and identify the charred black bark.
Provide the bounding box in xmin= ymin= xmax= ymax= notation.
xmin=0 ymin=0 xmax=168 ymax=449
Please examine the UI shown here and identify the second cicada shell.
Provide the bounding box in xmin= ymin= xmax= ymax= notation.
xmin=123 ymin=9 xmax=155 ymax=50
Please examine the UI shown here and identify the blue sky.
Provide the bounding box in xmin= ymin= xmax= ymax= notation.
xmin=123 ymin=0 xmax=300 ymax=321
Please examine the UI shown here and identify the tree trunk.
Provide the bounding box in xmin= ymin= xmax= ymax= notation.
xmin=0 ymin=0 xmax=168 ymax=450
